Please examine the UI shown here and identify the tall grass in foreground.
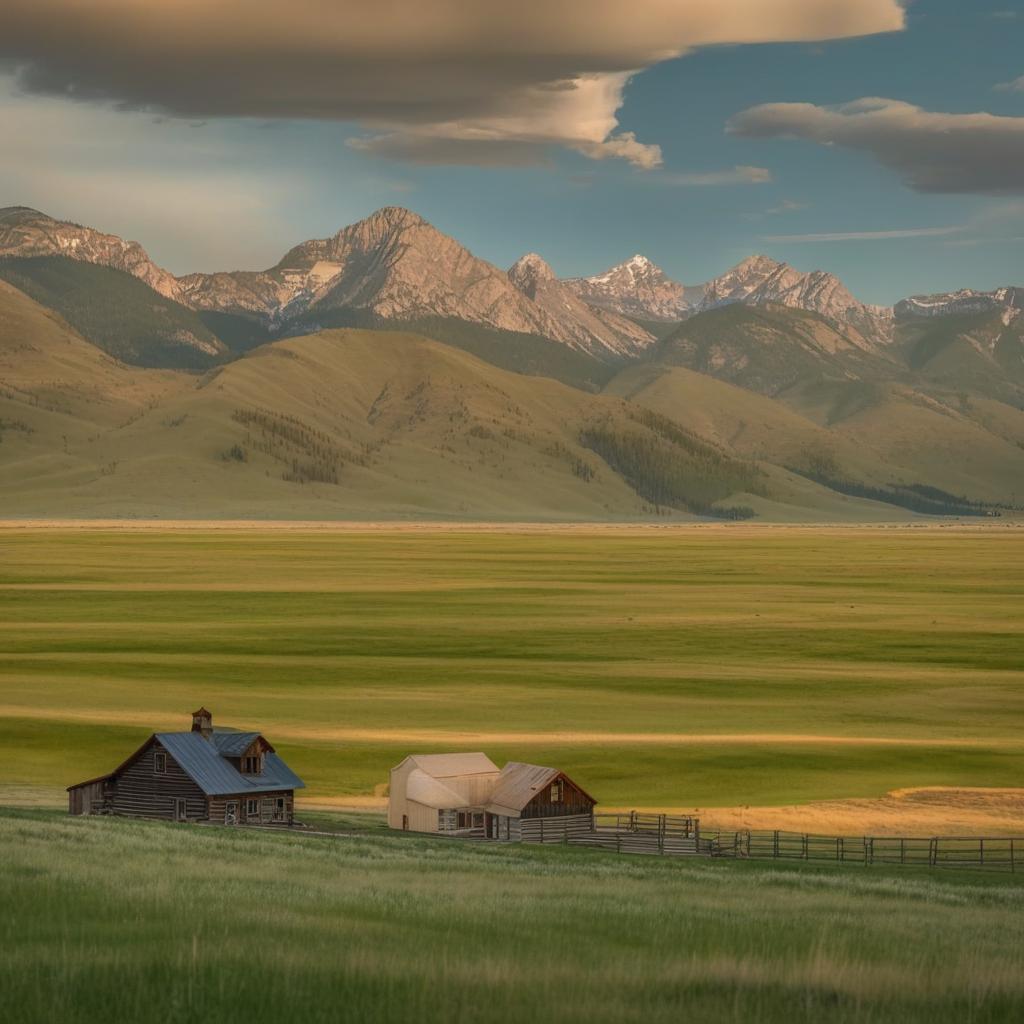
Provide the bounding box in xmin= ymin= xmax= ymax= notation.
xmin=2 ymin=810 xmax=1023 ymax=1024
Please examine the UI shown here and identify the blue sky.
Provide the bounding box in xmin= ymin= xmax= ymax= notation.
xmin=1 ymin=0 xmax=1023 ymax=303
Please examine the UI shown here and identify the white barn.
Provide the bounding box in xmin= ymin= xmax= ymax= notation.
xmin=388 ymin=752 xmax=596 ymax=841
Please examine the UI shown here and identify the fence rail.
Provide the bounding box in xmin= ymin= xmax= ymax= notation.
xmin=520 ymin=812 xmax=1021 ymax=872
xmin=700 ymin=829 xmax=1021 ymax=872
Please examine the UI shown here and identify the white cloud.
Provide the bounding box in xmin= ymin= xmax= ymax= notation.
xmin=761 ymin=226 xmax=961 ymax=243
xmin=0 ymin=1 xmax=905 ymax=168
xmin=728 ymin=97 xmax=1024 ymax=194
xmin=657 ymin=165 xmax=772 ymax=186
xmin=994 ymin=75 xmax=1024 ymax=93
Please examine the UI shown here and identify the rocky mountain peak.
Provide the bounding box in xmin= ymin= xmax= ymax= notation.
xmin=0 ymin=207 xmax=184 ymax=302
xmin=563 ymin=254 xmax=693 ymax=322
xmin=507 ymin=253 xmax=557 ymax=297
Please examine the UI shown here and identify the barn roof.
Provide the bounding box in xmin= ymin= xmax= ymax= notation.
xmin=156 ymin=732 xmax=304 ymax=796
xmin=404 ymin=769 xmax=470 ymax=809
xmin=211 ymin=731 xmax=273 ymax=757
xmin=486 ymin=762 xmax=597 ymax=816
xmin=403 ymin=752 xmax=499 ymax=778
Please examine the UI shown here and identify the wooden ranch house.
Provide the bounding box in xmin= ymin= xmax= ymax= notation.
xmin=67 ymin=708 xmax=304 ymax=825
xmin=388 ymin=753 xmax=596 ymax=842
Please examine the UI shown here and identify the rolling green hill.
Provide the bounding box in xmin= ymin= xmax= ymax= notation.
xmin=655 ymin=303 xmax=893 ymax=397
xmin=607 ymin=362 xmax=1024 ymax=510
xmin=0 ymin=256 xmax=227 ymax=369
xmin=5 ymin=282 xmax=849 ymax=519
xmin=1 ymin=278 xmax=1020 ymax=520
xmin=893 ymin=311 xmax=1024 ymax=405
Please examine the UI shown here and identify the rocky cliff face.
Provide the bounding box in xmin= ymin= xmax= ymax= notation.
xmin=0 ymin=206 xmax=185 ymax=302
xmin=895 ymin=287 xmax=1024 ymax=321
xmin=181 ymin=208 xmax=651 ymax=358
xmin=507 ymin=253 xmax=655 ymax=357
xmin=563 ymin=255 xmax=696 ymax=322
xmin=698 ymin=255 xmax=893 ymax=344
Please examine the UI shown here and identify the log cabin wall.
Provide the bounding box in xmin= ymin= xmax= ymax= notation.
xmin=108 ymin=740 xmax=207 ymax=821
xmin=207 ymin=790 xmax=294 ymax=826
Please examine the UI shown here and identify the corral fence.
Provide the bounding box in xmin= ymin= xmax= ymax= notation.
xmin=695 ymin=829 xmax=1022 ymax=873
xmin=549 ymin=812 xmax=734 ymax=858
xmin=529 ymin=813 xmax=1022 ymax=872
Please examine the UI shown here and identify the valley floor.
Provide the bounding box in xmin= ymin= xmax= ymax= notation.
xmin=1 ymin=523 xmax=1022 ymax=818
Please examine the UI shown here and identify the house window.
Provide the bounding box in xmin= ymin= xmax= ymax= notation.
xmin=550 ymin=779 xmax=563 ymax=803
xmin=241 ymin=755 xmax=263 ymax=775
xmin=274 ymin=798 xmax=285 ymax=821
xmin=438 ymin=809 xmax=457 ymax=832
xmin=154 ymin=751 xmax=167 ymax=774
xmin=246 ymin=798 xmax=259 ymax=819
xmin=457 ymin=811 xmax=470 ymax=829
xmin=174 ymin=798 xmax=187 ymax=821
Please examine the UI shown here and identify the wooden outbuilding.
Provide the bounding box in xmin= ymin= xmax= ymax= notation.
xmin=388 ymin=753 xmax=596 ymax=841
xmin=67 ymin=708 xmax=304 ymax=825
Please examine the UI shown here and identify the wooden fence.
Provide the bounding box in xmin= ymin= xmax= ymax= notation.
xmin=699 ymin=829 xmax=1021 ymax=872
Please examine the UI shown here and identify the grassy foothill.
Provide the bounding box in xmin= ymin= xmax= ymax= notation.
xmin=1 ymin=525 xmax=1022 ymax=813
xmin=2 ymin=809 xmax=1023 ymax=1024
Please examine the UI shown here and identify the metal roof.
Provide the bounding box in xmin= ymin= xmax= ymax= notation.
xmin=403 ymin=752 xmax=499 ymax=779
xmin=486 ymin=762 xmax=559 ymax=815
xmin=210 ymin=731 xmax=263 ymax=757
xmin=155 ymin=732 xmax=304 ymax=796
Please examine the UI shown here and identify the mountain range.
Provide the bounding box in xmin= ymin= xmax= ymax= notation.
xmin=1 ymin=204 xmax=1022 ymax=521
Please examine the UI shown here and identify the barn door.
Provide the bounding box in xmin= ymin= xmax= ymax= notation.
xmin=225 ymin=801 xmax=238 ymax=826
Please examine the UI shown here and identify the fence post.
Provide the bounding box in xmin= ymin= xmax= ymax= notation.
xmin=980 ymin=838 xmax=984 ymax=867
xmin=540 ymin=818 xmax=544 ymax=844
xmin=1011 ymin=839 xmax=1016 ymax=874
xmin=900 ymin=838 xmax=905 ymax=865
xmin=773 ymin=830 xmax=779 ymax=858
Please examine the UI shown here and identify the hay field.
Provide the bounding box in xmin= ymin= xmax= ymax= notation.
xmin=1 ymin=524 xmax=1022 ymax=825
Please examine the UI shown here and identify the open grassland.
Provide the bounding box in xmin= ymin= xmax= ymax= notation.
xmin=2 ymin=809 xmax=1024 ymax=1024
xmin=1 ymin=525 xmax=1023 ymax=820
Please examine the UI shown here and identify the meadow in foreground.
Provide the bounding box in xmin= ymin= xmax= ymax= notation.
xmin=1 ymin=525 xmax=1022 ymax=811
xmin=2 ymin=809 xmax=1023 ymax=1024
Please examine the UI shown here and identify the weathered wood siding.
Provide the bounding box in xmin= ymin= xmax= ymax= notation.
xmin=68 ymin=780 xmax=107 ymax=815
xmin=208 ymin=790 xmax=294 ymax=826
xmin=521 ymin=775 xmax=596 ymax=819
xmin=108 ymin=740 xmax=207 ymax=821
xmin=520 ymin=813 xmax=595 ymax=844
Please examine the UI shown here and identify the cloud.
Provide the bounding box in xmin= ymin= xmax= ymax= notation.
xmin=995 ymin=75 xmax=1024 ymax=92
xmin=0 ymin=1 xmax=905 ymax=168
xmin=728 ymin=97 xmax=1024 ymax=195
xmin=761 ymin=226 xmax=961 ymax=243
xmin=765 ymin=199 xmax=809 ymax=215
xmin=658 ymin=165 xmax=772 ymax=186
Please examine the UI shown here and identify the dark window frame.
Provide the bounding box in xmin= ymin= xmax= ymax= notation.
xmin=153 ymin=751 xmax=167 ymax=775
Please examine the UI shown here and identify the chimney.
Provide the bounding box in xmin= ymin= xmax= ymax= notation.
xmin=191 ymin=707 xmax=213 ymax=739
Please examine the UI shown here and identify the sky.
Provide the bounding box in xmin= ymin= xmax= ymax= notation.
xmin=1 ymin=0 xmax=1023 ymax=304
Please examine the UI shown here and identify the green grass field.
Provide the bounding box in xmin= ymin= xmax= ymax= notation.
xmin=1 ymin=525 xmax=1022 ymax=810
xmin=2 ymin=808 xmax=1023 ymax=1024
